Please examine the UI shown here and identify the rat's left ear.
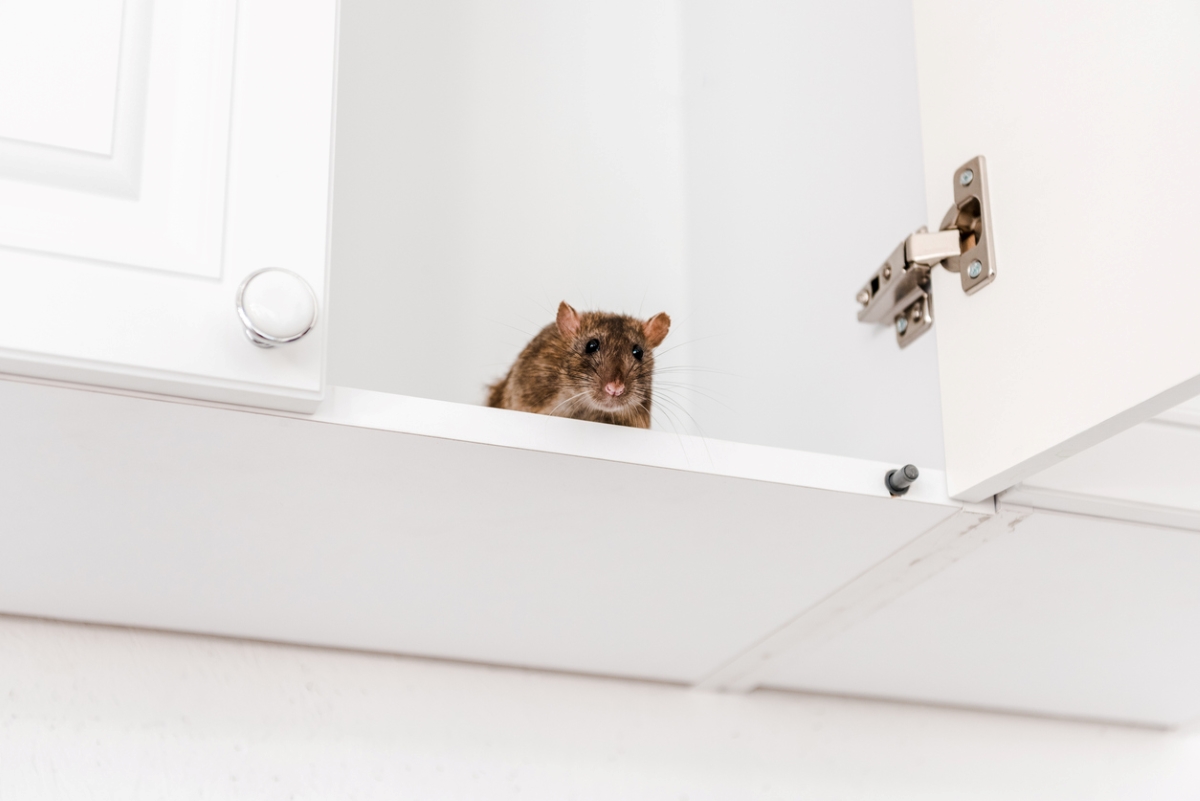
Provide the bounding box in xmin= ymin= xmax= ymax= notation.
xmin=643 ymin=312 xmax=671 ymax=348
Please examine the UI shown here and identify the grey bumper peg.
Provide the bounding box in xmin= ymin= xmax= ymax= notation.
xmin=885 ymin=464 xmax=919 ymax=497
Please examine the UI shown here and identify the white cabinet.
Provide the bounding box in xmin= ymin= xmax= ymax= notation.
xmin=1 ymin=0 xmax=1199 ymax=727
xmin=5 ymin=1 xmax=1194 ymax=489
xmin=0 ymin=0 xmax=338 ymax=412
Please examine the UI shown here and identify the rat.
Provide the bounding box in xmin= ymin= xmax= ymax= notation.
xmin=486 ymin=301 xmax=671 ymax=429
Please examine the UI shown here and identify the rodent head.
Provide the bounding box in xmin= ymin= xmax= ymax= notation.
xmin=552 ymin=301 xmax=671 ymax=419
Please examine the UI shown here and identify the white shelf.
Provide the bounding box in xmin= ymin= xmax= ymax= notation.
xmin=308 ymin=387 xmax=959 ymax=506
xmin=0 ymin=377 xmax=965 ymax=685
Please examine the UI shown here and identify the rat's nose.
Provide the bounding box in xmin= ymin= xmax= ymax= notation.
xmin=605 ymin=381 xmax=625 ymax=397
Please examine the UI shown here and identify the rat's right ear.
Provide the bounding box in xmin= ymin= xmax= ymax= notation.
xmin=556 ymin=301 xmax=581 ymax=338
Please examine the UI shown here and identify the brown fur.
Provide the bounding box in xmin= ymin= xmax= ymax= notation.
xmin=486 ymin=302 xmax=670 ymax=429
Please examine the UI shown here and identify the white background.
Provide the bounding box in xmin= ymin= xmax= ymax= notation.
xmin=326 ymin=0 xmax=944 ymax=468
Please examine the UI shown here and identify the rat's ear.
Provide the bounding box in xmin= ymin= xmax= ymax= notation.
xmin=643 ymin=312 xmax=671 ymax=348
xmin=556 ymin=301 xmax=581 ymax=338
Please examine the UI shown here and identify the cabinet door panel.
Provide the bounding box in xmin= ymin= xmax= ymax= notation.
xmin=0 ymin=0 xmax=337 ymax=411
xmin=916 ymin=1 xmax=1200 ymax=500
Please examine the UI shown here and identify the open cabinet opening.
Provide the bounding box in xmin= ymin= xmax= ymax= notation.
xmin=323 ymin=0 xmax=947 ymax=472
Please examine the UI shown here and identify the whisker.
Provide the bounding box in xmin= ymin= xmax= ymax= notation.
xmin=651 ymin=366 xmax=741 ymax=378
xmin=649 ymin=402 xmax=691 ymax=464
xmin=653 ymin=379 xmax=732 ymax=397
xmin=652 ymin=393 xmax=715 ymax=467
xmin=651 ymin=334 xmax=727 ymax=360
xmin=653 ymin=383 xmax=736 ymax=411
xmin=483 ymin=317 xmax=535 ymax=338
xmin=544 ymin=390 xmax=592 ymax=418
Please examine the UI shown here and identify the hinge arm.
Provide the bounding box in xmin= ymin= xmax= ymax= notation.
xmin=855 ymin=156 xmax=996 ymax=348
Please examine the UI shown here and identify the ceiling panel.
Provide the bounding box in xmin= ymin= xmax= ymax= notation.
xmin=760 ymin=510 xmax=1200 ymax=726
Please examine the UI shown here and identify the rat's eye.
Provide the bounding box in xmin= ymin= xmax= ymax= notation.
xmin=585 ymin=338 xmax=600 ymax=354
xmin=632 ymin=345 xmax=644 ymax=360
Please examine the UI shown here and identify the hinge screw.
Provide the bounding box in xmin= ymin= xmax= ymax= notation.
xmin=959 ymin=169 xmax=974 ymax=187
xmin=856 ymin=289 xmax=870 ymax=306
xmin=967 ymin=259 xmax=983 ymax=279
xmin=895 ymin=317 xmax=908 ymax=334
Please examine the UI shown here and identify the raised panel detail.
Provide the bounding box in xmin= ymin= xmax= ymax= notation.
xmin=0 ymin=0 xmax=150 ymax=197
xmin=0 ymin=0 xmax=336 ymax=410
xmin=0 ymin=0 xmax=125 ymax=155
xmin=0 ymin=0 xmax=235 ymax=278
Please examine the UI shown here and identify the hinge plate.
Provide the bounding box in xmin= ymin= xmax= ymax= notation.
xmin=855 ymin=156 xmax=996 ymax=348
xmin=939 ymin=155 xmax=997 ymax=295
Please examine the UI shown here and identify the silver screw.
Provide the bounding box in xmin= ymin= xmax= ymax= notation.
xmin=896 ymin=317 xmax=908 ymax=335
xmin=960 ymin=169 xmax=974 ymax=187
xmin=856 ymin=289 xmax=870 ymax=306
xmin=968 ymin=259 xmax=983 ymax=279
xmin=882 ymin=266 xmax=892 ymax=280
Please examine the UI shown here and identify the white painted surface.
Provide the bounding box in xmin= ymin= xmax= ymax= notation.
xmin=10 ymin=375 xmax=1193 ymax=724
xmin=675 ymin=0 xmax=940 ymax=467
xmin=4 ymin=614 xmax=1200 ymax=800
xmin=327 ymin=0 xmax=944 ymax=468
xmin=1159 ymin=394 xmax=1200 ymax=428
xmin=0 ymin=0 xmax=338 ymax=410
xmin=327 ymin=0 xmax=689 ymax=418
xmin=0 ymin=0 xmax=125 ymax=154
xmin=0 ymin=377 xmax=958 ymax=684
xmin=307 ymin=385 xmax=955 ymax=501
xmin=0 ymin=0 xmax=234 ymax=273
xmin=1007 ymin=419 xmax=1200 ymax=531
xmin=760 ymin=510 xmax=1200 ymax=727
xmin=699 ymin=503 xmax=1013 ymax=693
xmin=916 ymin=1 xmax=1200 ymax=499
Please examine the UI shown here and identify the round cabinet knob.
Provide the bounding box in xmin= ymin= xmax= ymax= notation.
xmin=236 ymin=268 xmax=318 ymax=348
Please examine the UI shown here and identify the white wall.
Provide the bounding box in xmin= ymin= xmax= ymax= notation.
xmin=678 ymin=1 xmax=939 ymax=466
xmin=3 ymin=614 xmax=1199 ymax=799
xmin=327 ymin=0 xmax=688 ymax=415
xmin=327 ymin=0 xmax=945 ymax=468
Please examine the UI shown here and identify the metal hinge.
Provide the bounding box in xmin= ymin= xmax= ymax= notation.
xmin=855 ymin=156 xmax=996 ymax=348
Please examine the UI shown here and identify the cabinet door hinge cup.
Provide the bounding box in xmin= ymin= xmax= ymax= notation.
xmin=855 ymin=156 xmax=997 ymax=348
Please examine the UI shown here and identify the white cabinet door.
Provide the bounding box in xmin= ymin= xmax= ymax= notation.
xmin=915 ymin=1 xmax=1200 ymax=500
xmin=0 ymin=0 xmax=337 ymax=411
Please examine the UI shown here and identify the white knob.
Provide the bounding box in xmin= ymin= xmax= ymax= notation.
xmin=236 ymin=268 xmax=318 ymax=348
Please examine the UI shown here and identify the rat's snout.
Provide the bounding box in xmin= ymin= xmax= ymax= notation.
xmin=604 ymin=380 xmax=626 ymax=397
